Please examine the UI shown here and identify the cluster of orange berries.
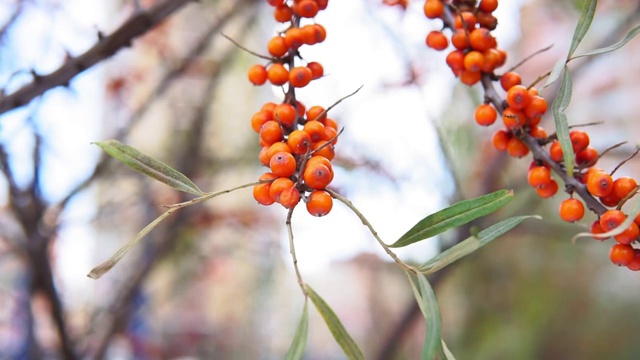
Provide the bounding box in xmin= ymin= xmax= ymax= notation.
xmin=420 ymin=0 xmax=640 ymax=270
xmin=249 ymin=0 xmax=336 ymax=217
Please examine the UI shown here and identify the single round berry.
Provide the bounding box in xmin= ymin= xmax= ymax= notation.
xmin=474 ymin=104 xmax=497 ymax=126
xmin=460 ymin=69 xmax=481 ymax=86
xmin=426 ymin=31 xmax=449 ymax=51
xmin=260 ymin=120 xmax=284 ymax=146
xmin=267 ymin=63 xmax=289 ymax=86
xmin=569 ymin=130 xmax=590 ymax=153
xmin=287 ymin=129 xmax=312 ymax=155
xmin=307 ymin=62 xmax=324 ymax=79
xmin=306 ymin=190 xmax=333 ymax=217
xmin=269 ymin=151 xmax=297 ymax=177
xmin=267 ymin=36 xmax=288 ymax=57
xmin=289 ymin=66 xmax=313 ymax=88
xmin=528 ymin=166 xmax=552 ymax=189
xmin=614 ymin=222 xmax=640 ymax=245
xmin=279 ymin=186 xmax=301 ymax=209
xmin=492 ymin=129 xmax=511 ymax=151
xmin=610 ymin=243 xmax=635 ymax=266
xmin=590 ymin=220 xmax=608 ymax=241
xmin=303 ymin=162 xmax=333 ymax=189
xmin=559 ymin=198 xmax=585 ymax=222
xmin=423 ymin=0 xmax=444 ymax=19
xmin=269 ymin=177 xmax=295 ymax=203
xmin=506 ymin=85 xmax=531 ymax=110
xmin=613 ymin=176 xmax=638 ymax=200
xmin=500 ymin=71 xmax=522 ymax=91
xmin=536 ymin=179 xmax=558 ymax=198
xmin=586 ymin=170 xmax=613 ymax=197
xmin=248 ymin=64 xmax=268 ymax=85
xmin=600 ymin=209 xmax=626 ymax=232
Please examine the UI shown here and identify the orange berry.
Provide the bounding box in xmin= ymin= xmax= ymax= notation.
xmin=481 ymin=48 xmax=502 ymax=73
xmin=289 ymin=66 xmax=313 ymax=88
xmin=549 ymin=141 xmax=563 ymax=163
xmin=590 ymin=220 xmax=608 ymax=241
xmin=426 ymin=31 xmax=449 ymax=51
xmin=303 ymin=162 xmax=333 ymax=189
xmin=559 ymin=198 xmax=585 ymax=222
xmin=316 ymin=0 xmax=328 ymax=10
xmin=306 ymin=105 xmax=326 ymax=122
xmin=269 ymin=177 xmax=295 ymax=203
xmin=500 ymin=71 xmax=521 ymax=91
xmin=529 ymin=126 xmax=548 ymax=140
xmin=536 ymin=179 xmax=558 ymax=198
xmin=300 ymin=24 xmax=320 ymax=45
xmin=469 ymin=28 xmax=495 ymax=52
xmin=610 ymin=243 xmax=635 ymax=266
xmin=303 ymin=120 xmax=326 ymax=142
xmin=284 ymin=27 xmax=305 ymax=49
xmin=476 ymin=11 xmax=498 ymax=31
xmin=322 ymin=117 xmax=338 ymax=130
xmin=423 ymin=0 xmax=444 ymax=19
xmin=507 ymin=137 xmax=529 ymax=158
xmin=568 ymin=130 xmax=590 ymax=153
xmin=451 ymin=29 xmax=470 ymax=50
xmin=248 ymin=64 xmax=268 ymax=85
xmin=506 ymin=85 xmax=531 ymax=110
xmin=311 ymin=140 xmax=335 ymax=160
xmin=306 ymin=190 xmax=333 ymax=216
xmin=587 ymin=170 xmax=613 ymax=197
xmin=267 ymin=36 xmax=288 ymax=57
xmin=502 ymin=107 xmax=527 ymax=129
xmin=265 ymin=141 xmax=292 ymax=165
xmin=306 ymin=155 xmax=333 ymax=172
xmin=454 ymin=11 xmax=476 ymax=31
xmin=576 ymin=147 xmax=598 ymax=166
xmin=267 ymin=63 xmax=289 ymax=86
xmin=528 ymin=166 xmax=551 ymax=189
xmin=261 ymin=102 xmax=277 ymax=113
xmin=599 ymin=192 xmax=621 ymax=207
xmin=279 ymin=186 xmax=301 ymax=208
xmin=273 ymin=5 xmax=293 ymax=23
xmin=627 ymin=249 xmax=640 ymax=271
xmin=524 ymin=95 xmax=548 ymax=119
xmin=614 ymin=222 xmax=640 ymax=245
xmin=478 ymin=0 xmax=498 ymax=12
xmin=260 ymin=120 xmax=283 ymax=146
xmin=600 ymin=209 xmax=626 ymax=232
xmin=295 ymin=0 xmax=319 ymax=17
xmin=446 ymin=50 xmax=465 ymax=75
xmin=287 ymin=129 xmax=312 ymax=155
xmin=312 ymin=24 xmax=327 ymax=43
xmin=492 ymin=129 xmax=511 ymax=151
xmin=463 ymin=51 xmax=485 ymax=72
xmin=251 ymin=110 xmax=273 ymax=133
xmin=273 ymin=103 xmax=298 ymax=127
xmin=307 ymin=61 xmax=324 ymax=79
xmin=474 ymin=103 xmax=497 ymax=126
xmin=323 ymin=125 xmax=338 ymax=145
xmin=613 ymin=176 xmax=638 ymax=200
xmin=459 ymin=69 xmax=481 ymax=86
xmin=253 ymin=183 xmax=275 ymax=205
xmin=269 ymin=151 xmax=297 ymax=177
xmin=267 ymin=0 xmax=285 ymax=6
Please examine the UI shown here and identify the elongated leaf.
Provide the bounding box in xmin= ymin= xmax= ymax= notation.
xmin=408 ymin=272 xmax=442 ymax=359
xmin=542 ymin=57 xmax=567 ymax=91
xmin=94 ymin=139 xmax=204 ymax=195
xmin=305 ymin=285 xmax=364 ymax=360
xmin=568 ymin=0 xmax=597 ymax=58
xmin=572 ymin=25 xmax=640 ymax=59
xmin=551 ymin=68 xmax=575 ymax=176
xmin=418 ymin=215 xmax=541 ymax=274
xmin=285 ymin=300 xmax=309 ymax=360
xmin=441 ymin=339 xmax=456 ymax=360
xmin=390 ymin=190 xmax=513 ymax=248
xmin=87 ymin=208 xmax=177 ymax=279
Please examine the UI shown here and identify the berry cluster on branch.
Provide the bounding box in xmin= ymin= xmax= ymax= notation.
xmin=248 ymin=0 xmax=337 ymax=217
xmin=420 ymin=0 xmax=640 ymax=270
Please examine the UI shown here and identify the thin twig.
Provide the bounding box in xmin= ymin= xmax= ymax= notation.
xmin=507 ymin=44 xmax=554 ymax=75
xmin=286 ymin=207 xmax=307 ymax=295
xmin=610 ymin=146 xmax=640 ymax=176
xmin=221 ymin=33 xmax=274 ymax=60
xmin=310 ymin=85 xmax=364 ymax=122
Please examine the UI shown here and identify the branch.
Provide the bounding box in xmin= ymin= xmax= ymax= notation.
xmin=0 ymin=0 xmax=196 ymax=116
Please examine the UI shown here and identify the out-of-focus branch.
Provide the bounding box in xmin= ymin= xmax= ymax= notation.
xmin=0 ymin=0 xmax=25 ymax=43
xmin=0 ymin=0 xmax=196 ymax=116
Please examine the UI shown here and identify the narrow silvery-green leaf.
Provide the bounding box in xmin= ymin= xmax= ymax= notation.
xmin=441 ymin=339 xmax=456 ymax=360
xmin=568 ymin=0 xmax=597 ymax=58
xmin=572 ymin=25 xmax=640 ymax=59
xmin=285 ymin=300 xmax=309 ymax=360
xmin=419 ymin=215 xmax=541 ymax=274
xmin=87 ymin=208 xmax=176 ymax=279
xmin=94 ymin=139 xmax=204 ymax=195
xmin=542 ymin=58 xmax=567 ymax=92
xmin=390 ymin=190 xmax=513 ymax=248
xmin=305 ymin=285 xmax=364 ymax=360
xmin=408 ymin=272 xmax=442 ymax=359
xmin=551 ymin=68 xmax=575 ymax=176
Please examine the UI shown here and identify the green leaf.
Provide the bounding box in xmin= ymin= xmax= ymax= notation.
xmin=305 ymin=285 xmax=364 ymax=360
xmin=390 ymin=190 xmax=514 ymax=248
xmin=285 ymin=300 xmax=309 ymax=360
xmin=441 ymin=339 xmax=456 ymax=360
xmin=541 ymin=57 xmax=567 ymax=92
xmin=572 ymin=24 xmax=640 ymax=59
xmin=568 ymin=0 xmax=597 ymax=58
xmin=551 ymin=68 xmax=575 ymax=176
xmin=94 ymin=139 xmax=205 ymax=195
xmin=408 ymin=272 xmax=443 ymax=359
xmin=418 ymin=215 xmax=541 ymax=274
xmin=87 ymin=207 xmax=176 ymax=279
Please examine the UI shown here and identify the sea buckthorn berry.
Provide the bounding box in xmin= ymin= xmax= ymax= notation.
xmin=306 ymin=155 xmax=333 ymax=172
xmin=446 ymin=50 xmax=465 ymax=75
xmin=613 ymin=176 xmax=638 ymax=200
xmin=294 ymin=0 xmax=319 ymax=17
xmin=312 ymin=24 xmax=327 ymax=43
xmin=269 ymin=177 xmax=295 ymax=203
xmin=311 ymin=140 xmax=335 ymax=160
xmin=323 ymin=125 xmax=338 ymax=144
xmin=528 ymin=166 xmax=551 ymax=189
xmin=267 ymin=63 xmax=289 ymax=86
xmin=614 ymin=222 xmax=640 ymax=245
xmin=300 ymin=24 xmax=320 ymax=45
xmin=279 ymin=187 xmax=301 ymax=209
xmin=569 ymin=130 xmax=590 ymax=153
xmin=549 ymin=141 xmax=563 ymax=163
xmin=476 ymin=11 xmax=498 ymax=31
xmin=307 ymin=62 xmax=324 ymax=79
xmin=261 ymin=102 xmax=277 ymax=113
xmin=507 ymin=137 xmax=529 ymax=158
xmin=599 ymin=192 xmax=621 ymax=207
xmin=423 ymin=0 xmax=444 ymax=19
xmin=500 ymin=71 xmax=522 ymax=91
xmin=303 ymin=120 xmax=325 ymax=142
xmin=474 ymin=104 xmax=497 ymax=126
xmin=506 ymin=85 xmax=531 ymax=110
xmin=322 ymin=117 xmax=338 ymax=130
xmin=267 ymin=0 xmax=286 ymax=6
xmin=495 ymin=48 xmax=507 ymax=67
xmin=303 ymin=162 xmax=333 ymax=189
xmin=306 ymin=190 xmax=333 ymax=217
xmin=260 ymin=120 xmax=283 ymax=146
xmin=610 ymin=243 xmax=635 ymax=266
xmin=248 ymin=64 xmax=268 ymax=85
xmin=492 ymin=129 xmax=511 ymax=151
xmin=463 ymin=51 xmax=485 ymax=72
xmin=478 ymin=0 xmax=498 ymax=12
xmin=426 ymin=31 xmax=449 ymax=51
xmin=586 ymin=170 xmax=613 ymax=197
xmin=529 ymin=126 xmax=548 ymax=139
xmin=524 ymin=96 xmax=548 ymax=119
xmin=600 ymin=209 xmax=626 ymax=232
xmin=253 ymin=183 xmax=275 ymax=205
xmin=451 ymin=29 xmax=470 ymax=50
xmin=627 ymin=249 xmax=640 ymax=271
xmin=287 ymin=129 xmax=312 ymax=155
xmin=259 ymin=146 xmax=271 ymax=166
xmin=269 ymin=152 xmax=297 ymax=177
xmin=469 ymin=28 xmax=495 ymax=52
xmin=306 ymin=105 xmax=326 ymax=122
xmin=590 ymin=220 xmax=608 ymax=240
xmin=267 ymin=36 xmax=288 ymax=57
xmin=284 ymin=27 xmax=305 ymax=49
xmin=460 ymin=69 xmax=481 ymax=86
xmin=482 ymin=48 xmax=501 ymax=72
xmin=559 ymin=198 xmax=585 ymax=222
xmin=266 ymin=141 xmax=292 ymax=164
xmin=289 ymin=66 xmax=313 ymax=88
xmin=502 ymin=107 xmax=527 ymax=129
xmin=251 ymin=110 xmax=272 ymax=133
xmin=536 ymin=179 xmax=558 ymax=198
xmin=454 ymin=11 xmax=477 ymax=31
xmin=273 ymin=103 xmax=297 ymax=127
xmin=273 ymin=5 xmax=293 ymax=23
xmin=316 ymin=0 xmax=328 ymax=10
xmin=576 ymin=147 xmax=598 ymax=166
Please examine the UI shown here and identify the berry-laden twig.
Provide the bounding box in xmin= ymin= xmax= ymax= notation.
xmin=420 ymin=0 xmax=640 ymax=270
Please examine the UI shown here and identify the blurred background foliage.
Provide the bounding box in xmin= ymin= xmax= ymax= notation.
xmin=0 ymin=0 xmax=639 ymax=359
